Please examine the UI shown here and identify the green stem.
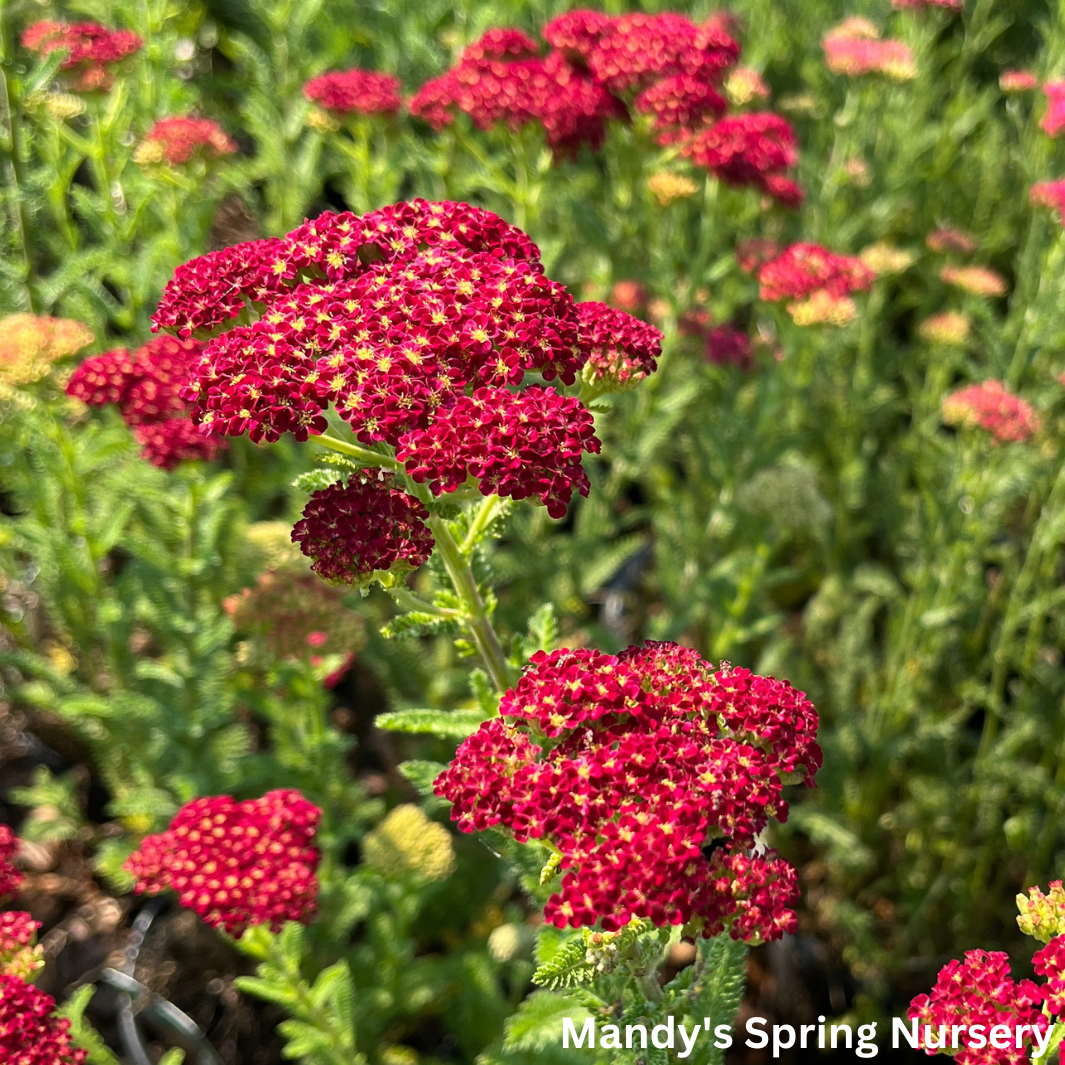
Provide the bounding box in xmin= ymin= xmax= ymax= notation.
xmin=386 ymin=586 xmax=459 ymax=618
xmin=427 ymin=514 xmax=512 ymax=693
xmin=0 ymin=65 xmax=37 ymax=310
xmin=461 ymin=494 xmax=503 ymax=554
xmin=315 ymin=434 xmax=401 ymax=470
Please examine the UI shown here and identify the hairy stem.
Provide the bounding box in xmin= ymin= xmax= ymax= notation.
xmin=315 ymin=434 xmax=401 ymax=470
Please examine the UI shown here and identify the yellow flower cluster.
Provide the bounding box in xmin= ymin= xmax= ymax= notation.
xmin=1017 ymin=880 xmax=1065 ymax=944
xmin=363 ymin=804 xmax=456 ymax=882
xmin=0 ymin=314 xmax=93 ymax=385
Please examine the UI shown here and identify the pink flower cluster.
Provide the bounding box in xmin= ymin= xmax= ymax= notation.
xmin=304 ymin=69 xmax=402 ymax=115
xmin=941 ymin=380 xmax=1040 ymax=443
xmin=139 ymin=117 xmax=237 ymax=165
xmin=125 ymin=789 xmax=321 ymax=936
xmin=576 ymin=301 xmax=662 ymax=391
xmin=292 ymin=474 xmax=434 ymax=585
xmin=435 ymin=642 xmax=821 ymax=941
xmin=892 ymin=0 xmax=962 ymax=8
xmin=757 ymin=243 xmax=875 ymax=324
xmin=0 ymin=826 xmax=21 ymax=902
xmin=22 ymin=19 xmax=141 ymax=92
xmin=152 ymin=200 xmax=658 ymax=580
xmin=1030 ymin=179 xmax=1065 ymax=217
xmin=823 ymin=19 xmax=917 ymax=81
xmin=1042 ymin=81 xmax=1065 ymax=137
xmin=908 ymin=951 xmax=1046 ymax=1065
xmin=0 ymin=911 xmax=43 ymax=980
xmin=0 ymin=974 xmax=87 ymax=1065
xmin=66 ymin=336 xmax=226 ymax=469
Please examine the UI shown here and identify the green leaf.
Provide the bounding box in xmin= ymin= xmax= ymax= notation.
xmin=397 ymin=760 xmax=448 ymax=796
xmin=58 ymin=986 xmax=121 ymax=1065
xmin=532 ymin=935 xmax=593 ymax=991
xmin=503 ymin=991 xmax=593 ymax=1053
xmin=376 ymin=708 xmax=488 ymax=739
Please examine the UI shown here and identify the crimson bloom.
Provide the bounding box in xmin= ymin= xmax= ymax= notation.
xmin=576 ymin=300 xmax=662 ymax=391
xmin=22 ymin=20 xmax=141 ymax=91
xmin=0 ymin=825 xmax=21 ymax=902
xmin=0 ymin=974 xmax=87 ymax=1064
xmin=1031 ymin=179 xmax=1065 ymax=217
xmin=136 ymin=117 xmax=236 ymax=165
xmin=304 ymin=69 xmax=402 ymax=115
xmin=941 ymin=381 xmax=1040 ymax=442
xmin=1042 ymin=81 xmax=1065 ymax=137
xmin=435 ymin=642 xmax=820 ymax=942
xmin=125 ymin=789 xmax=321 ymax=936
xmin=758 ymin=243 xmax=874 ymax=303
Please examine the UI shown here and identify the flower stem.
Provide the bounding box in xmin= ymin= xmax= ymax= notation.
xmin=461 ymin=494 xmax=503 ymax=554
xmin=427 ymin=514 xmax=513 ymax=693
xmin=315 ymin=434 xmax=401 ymax=470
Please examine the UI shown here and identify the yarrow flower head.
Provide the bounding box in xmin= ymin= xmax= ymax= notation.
xmin=66 ymin=335 xmax=226 ymax=469
xmin=940 ymin=265 xmax=1008 ymax=297
xmin=758 ymin=243 xmax=874 ymax=324
xmin=1030 ymin=179 xmax=1065 ymax=219
xmin=860 ymin=243 xmax=917 ymax=277
xmin=291 ymin=473 xmax=434 ymax=587
xmin=1042 ymin=81 xmax=1065 ymax=137
xmin=1034 ymin=935 xmax=1065 ymax=1015
xmin=634 ymin=75 xmax=726 ymax=144
xmin=724 ymin=67 xmax=770 ymax=107
xmin=927 ymin=226 xmax=978 ymax=255
xmin=0 ymin=974 xmax=87 ymax=1064
xmin=22 ymin=20 xmax=141 ymax=91
xmin=908 ymin=951 xmax=1046 ymax=1065
xmin=576 ymin=301 xmax=662 ymax=392
xmin=823 ymin=19 xmax=917 ymax=81
xmin=685 ymin=112 xmax=803 ymax=206
xmin=647 ymin=171 xmax=699 ymax=205
xmin=1001 ymin=70 xmax=1039 ymax=93
xmin=942 ymin=380 xmax=1040 ymax=443
xmin=134 ymin=116 xmax=236 ymax=166
xmin=1017 ymin=880 xmax=1065 ymax=943
xmin=304 ymin=69 xmax=402 ymax=115
xmin=0 ymin=826 xmax=21 ymax=902
xmin=919 ymin=311 xmax=971 ymax=345
xmin=0 ymin=315 xmax=92 ymax=385
xmin=363 ymin=805 xmax=456 ymax=882
xmin=0 ymin=912 xmax=43 ymax=980
xmin=706 ymin=324 xmax=753 ymax=370
xmin=125 ymin=789 xmax=321 ymax=936
xmin=435 ymin=642 xmax=821 ymax=941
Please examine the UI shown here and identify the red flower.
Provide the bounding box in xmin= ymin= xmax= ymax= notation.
xmin=576 ymin=301 xmax=662 ymax=390
xmin=435 ymin=643 xmax=820 ymax=941
xmin=1034 ymin=935 xmax=1065 ymax=1014
xmin=942 ymin=380 xmax=1040 ymax=443
xmin=397 ymin=386 xmax=600 ymax=518
xmin=634 ymin=74 xmax=727 ymax=143
xmin=0 ymin=911 xmax=43 ymax=980
xmin=543 ymin=10 xmax=613 ymax=63
xmin=0 ymin=974 xmax=87 ymax=1064
xmin=1031 ymin=179 xmax=1065 ymax=217
xmin=0 ymin=825 xmax=21 ymax=902
xmin=291 ymin=474 xmax=434 ymax=586
xmin=304 ymin=69 xmax=402 ymax=115
xmin=1043 ymin=81 xmax=1065 ymax=137
xmin=706 ymin=324 xmax=753 ymax=370
xmin=757 ymin=243 xmax=874 ymax=302
xmin=138 ymin=117 xmax=236 ymax=165
xmin=908 ymin=951 xmax=1046 ymax=1065
xmin=22 ymin=20 xmax=141 ymax=91
xmin=133 ymin=418 xmax=225 ymax=469
xmin=685 ymin=113 xmax=802 ymax=205
xmin=125 ymin=789 xmax=321 ymax=936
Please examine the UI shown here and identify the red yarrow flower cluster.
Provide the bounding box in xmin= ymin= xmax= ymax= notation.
xmin=291 ymin=473 xmax=434 ymax=586
xmin=125 ymin=789 xmax=321 ymax=936
xmin=1034 ymin=935 xmax=1065 ymax=1015
xmin=435 ymin=642 xmax=821 ymax=941
xmin=908 ymin=951 xmax=1046 ymax=1065
xmin=1042 ymin=81 xmax=1065 ymax=137
xmin=685 ymin=113 xmax=803 ymax=206
xmin=706 ymin=324 xmax=753 ymax=370
xmin=942 ymin=380 xmax=1040 ymax=443
xmin=823 ymin=19 xmax=917 ymax=81
xmin=0 ymin=826 xmax=21 ymax=902
xmin=398 ymin=386 xmax=599 ymax=517
xmin=892 ymin=0 xmax=962 ymax=9
xmin=635 ymin=75 xmax=727 ymax=144
xmin=66 ymin=336 xmax=226 ymax=469
xmin=304 ymin=69 xmax=402 ymax=115
xmin=0 ymin=911 xmax=43 ymax=980
xmin=22 ymin=20 xmax=141 ymax=91
xmin=1031 ymin=179 xmax=1065 ymax=218
xmin=137 ymin=117 xmax=236 ymax=165
xmin=758 ymin=243 xmax=875 ymax=303
xmin=576 ymin=301 xmax=662 ymax=392
xmin=0 ymin=974 xmax=87 ymax=1065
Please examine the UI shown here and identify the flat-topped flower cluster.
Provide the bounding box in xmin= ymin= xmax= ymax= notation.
xmin=151 ymin=199 xmax=661 ymax=584
xmin=435 ymin=641 xmax=821 ymax=943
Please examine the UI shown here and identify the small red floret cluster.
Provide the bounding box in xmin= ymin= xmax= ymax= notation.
xmin=66 ymin=336 xmax=226 ymax=469
xmin=941 ymin=380 xmax=1040 ymax=443
xmin=304 ymin=69 xmax=402 ymax=115
xmin=291 ymin=474 xmax=434 ymax=585
xmin=125 ymin=789 xmax=321 ymax=936
xmin=0 ymin=826 xmax=21 ymax=902
xmin=22 ymin=19 xmax=141 ymax=91
xmin=140 ymin=117 xmax=237 ymax=165
xmin=151 ymin=200 xmax=660 ymax=581
xmin=576 ymin=301 xmax=662 ymax=391
xmin=435 ymin=641 xmax=821 ymax=942
xmin=0 ymin=973 xmax=87 ymax=1065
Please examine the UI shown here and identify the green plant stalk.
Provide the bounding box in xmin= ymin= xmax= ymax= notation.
xmin=427 ymin=514 xmax=512 ymax=693
xmin=0 ymin=64 xmax=37 ymax=310
xmin=315 ymin=434 xmax=401 ymax=470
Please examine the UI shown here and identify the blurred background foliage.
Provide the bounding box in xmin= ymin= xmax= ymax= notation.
xmin=4 ymin=0 xmax=1065 ymax=1057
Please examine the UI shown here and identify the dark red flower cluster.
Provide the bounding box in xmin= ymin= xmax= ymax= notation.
xmin=757 ymin=243 xmax=875 ymax=302
xmin=125 ymin=789 xmax=321 ymax=936
xmin=1034 ymin=935 xmax=1065 ymax=1014
xmin=291 ymin=474 xmax=434 ymax=586
xmin=22 ymin=20 xmax=141 ymax=91
xmin=410 ymin=28 xmax=620 ymax=156
xmin=66 ymin=336 xmax=225 ymax=469
xmin=304 ymin=69 xmax=402 ymax=115
xmin=0 ymin=826 xmax=20 ymax=902
xmin=706 ymin=324 xmax=753 ymax=370
xmin=398 ymin=386 xmax=599 ymax=517
xmin=138 ymin=116 xmax=236 ymax=165
xmin=634 ymin=74 xmax=727 ymax=144
xmin=435 ymin=642 xmax=821 ymax=941
xmin=686 ymin=113 xmax=802 ymax=206
xmin=0 ymin=974 xmax=87 ymax=1065
xmin=908 ymin=951 xmax=1047 ymax=1065
xmin=0 ymin=911 xmax=43 ymax=980
xmin=576 ymin=301 xmax=662 ymax=391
